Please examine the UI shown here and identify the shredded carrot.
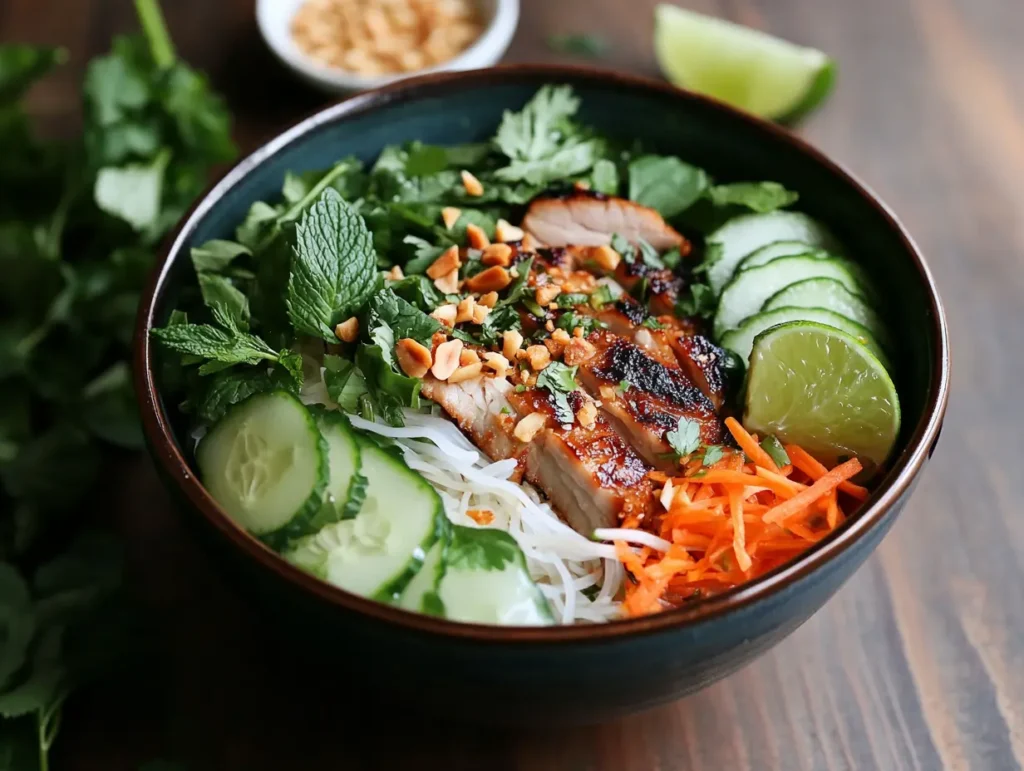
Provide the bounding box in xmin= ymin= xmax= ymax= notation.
xmin=725 ymin=417 xmax=779 ymax=472
xmin=786 ymin=445 xmax=870 ymax=501
xmin=613 ymin=437 xmax=872 ymax=618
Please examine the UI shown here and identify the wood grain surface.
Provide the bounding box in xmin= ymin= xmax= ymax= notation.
xmin=6 ymin=0 xmax=1023 ymax=768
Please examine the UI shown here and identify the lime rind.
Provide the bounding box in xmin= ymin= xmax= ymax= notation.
xmin=654 ymin=4 xmax=835 ymax=121
xmin=743 ymin=321 xmax=900 ymax=469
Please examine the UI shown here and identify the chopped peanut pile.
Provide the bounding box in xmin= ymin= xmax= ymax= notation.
xmin=291 ymin=0 xmax=483 ymax=76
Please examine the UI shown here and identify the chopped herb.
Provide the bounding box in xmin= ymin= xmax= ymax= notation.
xmin=555 ymin=311 xmax=603 ymax=336
xmin=522 ymin=298 xmax=547 ymax=317
xmin=642 ymin=316 xmax=665 ymax=330
xmin=760 ymin=435 xmax=791 ymax=467
xmin=500 ymin=406 xmax=512 ymax=415
xmin=556 ymin=292 xmax=591 ymax=308
xmin=536 ymin=361 xmax=578 ymax=425
xmin=661 ymin=247 xmax=682 ymax=270
xmin=546 ymin=33 xmax=609 ymax=59
xmin=617 ymin=380 xmax=631 ymax=392
xmin=702 ymin=444 xmax=725 ymax=466
xmin=706 ymin=181 xmax=799 ymax=213
xmin=628 ymin=154 xmax=709 ymax=218
xmin=589 ymin=284 xmax=614 ymax=308
xmin=515 ymin=384 xmax=527 ymax=393
xmin=666 ymin=416 xmax=701 ymax=457
xmin=675 ymin=283 xmax=716 ymax=318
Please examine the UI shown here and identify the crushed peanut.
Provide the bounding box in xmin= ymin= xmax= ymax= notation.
xmin=502 ymin=330 xmax=524 ymax=360
xmin=291 ymin=0 xmax=483 ymax=77
xmin=461 ymin=170 xmax=484 ymax=197
xmin=448 ymin=361 xmax=484 ymax=384
xmin=433 ymin=268 xmax=459 ymax=295
xmin=535 ymin=284 xmax=561 ymax=306
xmin=431 ymin=339 xmax=463 ymax=380
xmin=576 ymin=401 xmax=598 ymax=428
xmin=334 ymin=316 xmax=359 ymax=343
xmin=426 ymin=245 xmax=461 ymax=280
xmin=521 ymin=232 xmax=541 ymax=251
xmin=465 ymin=223 xmax=490 ymax=249
xmin=544 ymin=319 xmax=555 ymax=332
xmin=513 ymin=412 xmax=547 ymax=442
xmin=525 ymin=345 xmax=551 ymax=371
xmin=471 ymin=303 xmax=491 ymax=324
xmin=544 ymin=328 xmax=571 ymax=358
xmin=455 ymin=296 xmax=476 ymax=324
xmin=481 ymin=243 xmax=513 ymax=267
xmin=395 ymin=337 xmax=432 ymax=378
xmin=430 ymin=303 xmax=457 ymax=327
xmin=563 ymin=337 xmax=597 ymax=366
xmin=494 ymin=219 xmax=525 ymax=243
xmin=478 ymin=291 xmax=498 ymax=308
xmin=441 ymin=206 xmax=462 ymax=230
xmin=464 ymin=265 xmax=510 ymax=293
xmin=482 ymin=352 xmax=510 ymax=377
xmin=385 ymin=265 xmax=404 ymax=281
xmin=588 ymin=244 xmax=621 ymax=272
xmin=459 ymin=348 xmax=481 ymax=366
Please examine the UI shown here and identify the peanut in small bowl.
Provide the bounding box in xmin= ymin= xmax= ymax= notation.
xmin=256 ymin=0 xmax=519 ymax=92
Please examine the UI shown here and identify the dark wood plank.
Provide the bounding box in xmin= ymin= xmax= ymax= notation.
xmin=4 ymin=0 xmax=1023 ymax=768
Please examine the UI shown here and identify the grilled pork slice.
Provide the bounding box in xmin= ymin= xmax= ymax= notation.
xmin=668 ymin=334 xmax=735 ymax=411
xmin=420 ymin=376 xmax=654 ymax=534
xmin=522 ymin=192 xmax=688 ymax=252
xmin=577 ymin=332 xmax=725 ymax=471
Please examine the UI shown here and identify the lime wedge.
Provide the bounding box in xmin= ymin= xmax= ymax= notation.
xmin=654 ymin=4 xmax=836 ymax=121
xmin=743 ymin=322 xmax=900 ymax=469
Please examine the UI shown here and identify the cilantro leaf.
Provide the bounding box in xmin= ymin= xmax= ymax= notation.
xmin=495 ymin=142 xmax=599 ymax=186
xmin=706 ymin=181 xmax=799 ymax=213
xmin=500 ymin=256 xmax=534 ymax=306
xmin=322 ymin=355 xmax=367 ymax=413
xmin=702 ymin=444 xmax=725 ymax=466
xmin=286 ymin=188 xmax=378 ymax=341
xmin=198 ymin=273 xmax=249 ymax=333
xmin=628 ymin=154 xmax=709 ymax=218
xmin=610 ymin=233 xmax=664 ymax=269
xmin=0 ymin=562 xmax=34 ymax=687
xmin=388 ymin=274 xmax=444 ymax=312
xmin=760 ymin=435 xmax=791 ymax=467
xmin=495 ymin=85 xmax=580 ymax=163
xmin=666 ymin=417 xmax=701 ymax=457
xmin=366 ymin=287 xmax=441 ymax=345
xmin=445 ymin=524 xmax=520 ymax=571
xmin=590 ymin=158 xmax=618 ymax=195
xmin=675 ymin=283 xmax=716 ymax=318
xmin=536 ymin=361 xmax=578 ymax=425
xmin=0 ymin=46 xmax=66 ymax=103
xmin=82 ymin=362 xmax=144 ymax=449
xmin=356 ymin=337 xmax=420 ymax=427
xmin=93 ymin=148 xmax=170 ymax=231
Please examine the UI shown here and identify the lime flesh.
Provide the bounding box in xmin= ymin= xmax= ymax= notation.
xmin=743 ymin=322 xmax=900 ymax=469
xmin=654 ymin=4 xmax=835 ymax=121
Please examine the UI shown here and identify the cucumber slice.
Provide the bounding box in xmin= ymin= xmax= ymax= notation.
xmin=720 ymin=306 xmax=889 ymax=370
xmin=437 ymin=525 xmax=554 ymax=626
xmin=705 ymin=211 xmax=840 ymax=296
xmin=763 ymin=277 xmax=888 ymax=342
xmin=735 ymin=240 xmax=830 ymax=272
xmin=285 ymin=437 xmax=443 ymax=602
xmin=713 ymin=255 xmax=863 ymax=338
xmin=398 ymin=540 xmax=446 ymax=616
xmin=308 ymin=408 xmax=367 ymax=528
xmin=197 ymin=391 xmax=328 ymax=542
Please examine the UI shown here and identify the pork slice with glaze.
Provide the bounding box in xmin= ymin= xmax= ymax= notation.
xmin=522 ymin=192 xmax=689 ymax=252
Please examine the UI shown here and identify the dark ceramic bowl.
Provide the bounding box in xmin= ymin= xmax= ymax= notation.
xmin=134 ymin=65 xmax=949 ymax=722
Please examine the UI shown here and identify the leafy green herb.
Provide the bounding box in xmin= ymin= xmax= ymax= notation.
xmin=190 ymin=239 xmax=251 ymax=273
xmin=555 ymin=311 xmax=603 ymax=337
xmin=357 ymin=318 xmax=422 ymax=426
xmin=661 ymin=247 xmax=682 ymax=270
xmin=493 ymin=86 xmax=601 ymax=186
xmin=642 ymin=316 xmax=665 ymax=330
xmin=547 ymin=33 xmax=610 ymax=59
xmin=445 ymin=525 xmax=520 ymax=571
xmin=286 ymin=188 xmax=378 ymax=341
xmin=366 ymin=287 xmax=440 ymax=345
xmin=628 ymin=155 xmax=709 ymax=218
xmin=760 ymin=435 xmax=791 ymax=467
xmin=611 ymin=233 xmax=664 ymax=269
xmin=675 ymin=283 xmax=716 ymax=318
xmin=589 ymin=284 xmax=614 ymax=308
xmin=556 ymin=292 xmax=591 ymax=308
xmin=666 ymin=416 xmax=702 ymax=457
xmin=536 ymin=361 xmax=578 ymax=426
xmin=702 ymin=444 xmax=725 ymax=466
xmin=618 ymin=380 xmax=631 ymax=392
xmin=706 ymin=181 xmax=799 ymax=213
xmin=590 ymin=158 xmax=618 ymax=195
xmin=499 ymin=256 xmax=534 ymax=306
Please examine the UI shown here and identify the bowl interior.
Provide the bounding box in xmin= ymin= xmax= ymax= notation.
xmin=145 ymin=68 xmax=945 ymax=636
xmin=256 ymin=0 xmax=512 ymax=91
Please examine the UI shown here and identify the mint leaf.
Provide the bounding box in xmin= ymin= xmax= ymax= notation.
xmin=195 ymin=368 xmax=275 ymax=422
xmin=760 ymin=435 xmax=791 ymax=467
xmin=150 ymin=323 xmax=277 ymax=366
xmin=706 ymin=181 xmax=798 ymax=213
xmin=197 ymin=273 xmax=249 ymax=333
xmin=190 ymin=239 xmax=250 ymax=273
xmin=287 ymin=188 xmax=377 ymax=341
xmin=446 ymin=525 xmax=520 ymax=571
xmin=628 ymin=155 xmax=709 ymax=218
xmin=666 ymin=417 xmax=701 ymax=457
xmin=366 ymin=287 xmax=440 ymax=345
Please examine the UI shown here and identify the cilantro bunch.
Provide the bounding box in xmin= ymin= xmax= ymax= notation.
xmin=0 ymin=0 xmax=234 ymax=766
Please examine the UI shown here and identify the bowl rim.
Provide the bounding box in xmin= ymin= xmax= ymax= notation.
xmin=255 ymin=0 xmax=521 ymax=91
xmin=134 ymin=63 xmax=950 ymax=645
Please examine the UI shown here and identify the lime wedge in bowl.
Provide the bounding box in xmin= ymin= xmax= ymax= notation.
xmin=743 ymin=322 xmax=900 ymax=470
xmin=654 ymin=4 xmax=836 ymax=121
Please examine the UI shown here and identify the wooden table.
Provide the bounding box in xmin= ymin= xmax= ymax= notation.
xmin=8 ymin=0 xmax=1023 ymax=768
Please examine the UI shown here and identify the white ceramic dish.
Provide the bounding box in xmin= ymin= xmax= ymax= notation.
xmin=256 ymin=0 xmax=520 ymax=93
